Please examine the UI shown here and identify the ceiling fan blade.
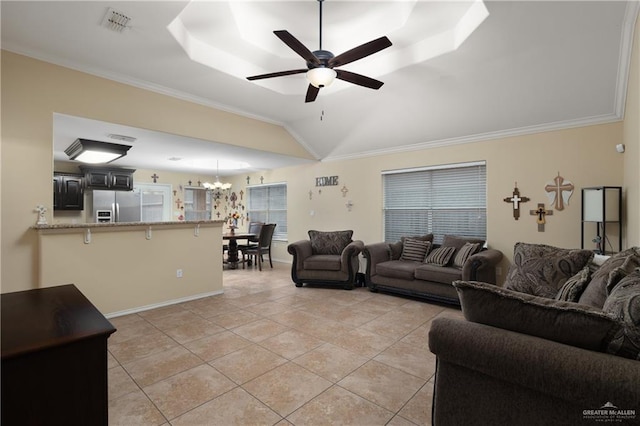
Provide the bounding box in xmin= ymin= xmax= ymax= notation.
xmin=247 ymin=69 xmax=307 ymax=81
xmin=274 ymin=30 xmax=321 ymax=66
xmin=305 ymin=84 xmax=320 ymax=103
xmin=336 ymin=69 xmax=384 ymax=90
xmin=328 ymin=36 xmax=392 ymax=68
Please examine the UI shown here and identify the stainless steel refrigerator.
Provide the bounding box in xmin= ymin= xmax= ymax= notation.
xmin=90 ymin=189 xmax=142 ymax=223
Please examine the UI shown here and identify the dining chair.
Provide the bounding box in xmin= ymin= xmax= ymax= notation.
xmin=241 ymin=223 xmax=276 ymax=270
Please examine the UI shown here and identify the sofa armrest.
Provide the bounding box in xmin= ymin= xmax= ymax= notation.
xmin=339 ymin=240 xmax=364 ymax=275
xmin=461 ymin=248 xmax=503 ymax=283
xmin=363 ymin=242 xmax=392 ymax=278
xmin=429 ymin=317 xmax=640 ymax=408
xmin=288 ymin=240 xmax=313 ymax=269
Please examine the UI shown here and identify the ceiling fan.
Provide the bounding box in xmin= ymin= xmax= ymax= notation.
xmin=246 ymin=0 xmax=392 ymax=103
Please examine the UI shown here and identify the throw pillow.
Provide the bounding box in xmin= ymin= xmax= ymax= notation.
xmin=400 ymin=239 xmax=432 ymax=262
xmin=555 ymin=265 xmax=591 ymax=302
xmin=425 ymin=246 xmax=456 ymax=266
xmin=442 ymin=235 xmax=485 ymax=252
xmin=452 ymin=242 xmax=481 ymax=269
xmin=602 ymin=269 xmax=640 ymax=360
xmin=504 ymin=242 xmax=594 ymax=298
xmin=578 ymin=247 xmax=640 ymax=308
xmin=453 ymin=280 xmax=621 ymax=352
xmin=308 ymin=230 xmax=353 ymax=255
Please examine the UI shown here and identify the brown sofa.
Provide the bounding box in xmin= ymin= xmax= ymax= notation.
xmin=363 ymin=235 xmax=503 ymax=305
xmin=429 ymin=244 xmax=640 ymax=425
xmin=288 ymin=230 xmax=364 ymax=290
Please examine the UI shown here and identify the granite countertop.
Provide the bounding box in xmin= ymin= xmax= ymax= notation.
xmin=33 ymin=220 xmax=224 ymax=230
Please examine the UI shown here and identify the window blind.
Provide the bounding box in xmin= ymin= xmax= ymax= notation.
xmin=383 ymin=162 xmax=486 ymax=244
xmin=247 ymin=183 xmax=287 ymax=240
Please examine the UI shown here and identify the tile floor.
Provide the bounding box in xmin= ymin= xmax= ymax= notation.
xmin=107 ymin=262 xmax=463 ymax=425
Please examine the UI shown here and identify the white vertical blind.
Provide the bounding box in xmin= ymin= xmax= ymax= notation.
xmin=248 ymin=183 xmax=287 ymax=240
xmin=383 ymin=162 xmax=486 ymax=244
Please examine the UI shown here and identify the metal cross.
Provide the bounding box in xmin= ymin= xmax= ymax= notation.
xmin=151 ymin=173 xmax=159 ymax=183
xmin=341 ymin=185 xmax=349 ymax=198
xmin=175 ymin=198 xmax=183 ymax=209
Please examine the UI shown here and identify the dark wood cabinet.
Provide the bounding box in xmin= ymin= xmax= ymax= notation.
xmin=81 ymin=166 xmax=135 ymax=191
xmin=53 ymin=172 xmax=84 ymax=210
xmin=1 ymin=284 xmax=116 ymax=426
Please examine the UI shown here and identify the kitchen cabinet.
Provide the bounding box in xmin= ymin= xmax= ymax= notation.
xmin=53 ymin=172 xmax=84 ymax=210
xmin=81 ymin=166 xmax=135 ymax=191
xmin=1 ymin=284 xmax=116 ymax=425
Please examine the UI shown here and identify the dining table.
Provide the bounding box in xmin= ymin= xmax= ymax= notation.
xmin=223 ymin=232 xmax=255 ymax=269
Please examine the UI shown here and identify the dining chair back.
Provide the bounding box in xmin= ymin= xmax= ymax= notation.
xmin=242 ymin=223 xmax=276 ymax=270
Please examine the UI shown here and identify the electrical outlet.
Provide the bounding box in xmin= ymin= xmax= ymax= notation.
xmin=176 ymin=269 xmax=183 ymax=278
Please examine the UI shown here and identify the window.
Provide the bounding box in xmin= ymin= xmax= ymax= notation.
xmin=383 ymin=161 xmax=486 ymax=244
xmin=247 ymin=183 xmax=287 ymax=240
xmin=183 ymin=187 xmax=211 ymax=221
xmin=135 ymin=183 xmax=172 ymax=222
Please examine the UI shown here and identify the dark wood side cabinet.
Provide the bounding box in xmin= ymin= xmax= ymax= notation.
xmin=1 ymin=284 xmax=116 ymax=426
xmin=53 ymin=172 xmax=85 ymax=210
xmin=80 ymin=166 xmax=135 ymax=191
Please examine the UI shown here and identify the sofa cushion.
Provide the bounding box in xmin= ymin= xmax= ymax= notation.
xmin=504 ymin=243 xmax=594 ymax=298
xmin=452 ymin=242 xmax=481 ymax=269
xmin=308 ymin=230 xmax=353 ymax=255
xmin=555 ymin=266 xmax=591 ymax=302
xmin=303 ymin=254 xmax=342 ymax=271
xmin=400 ymin=239 xmax=432 ymax=262
xmin=376 ymin=260 xmax=418 ymax=281
xmin=425 ymin=246 xmax=456 ymax=266
xmin=453 ymin=280 xmax=621 ymax=352
xmin=602 ymin=269 xmax=640 ymax=360
xmin=415 ymin=264 xmax=462 ymax=284
xmin=579 ymin=248 xmax=640 ymax=308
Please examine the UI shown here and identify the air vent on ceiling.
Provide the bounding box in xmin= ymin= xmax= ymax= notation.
xmin=107 ymin=133 xmax=137 ymax=143
xmin=102 ymin=8 xmax=131 ymax=33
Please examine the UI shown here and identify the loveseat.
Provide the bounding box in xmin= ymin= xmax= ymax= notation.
xmin=363 ymin=235 xmax=503 ymax=305
xmin=288 ymin=230 xmax=364 ymax=290
xmin=429 ymin=243 xmax=640 ymax=425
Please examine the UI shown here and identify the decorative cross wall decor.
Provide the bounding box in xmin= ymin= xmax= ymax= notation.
xmin=545 ymin=173 xmax=574 ymax=211
xmin=530 ymin=203 xmax=553 ymax=232
xmin=341 ymin=185 xmax=349 ymax=197
xmin=175 ymin=198 xmax=183 ymax=209
xmin=151 ymin=173 xmax=159 ymax=183
xmin=503 ymin=184 xmax=530 ymax=220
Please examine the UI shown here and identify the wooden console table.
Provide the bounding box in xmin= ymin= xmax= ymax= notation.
xmin=1 ymin=284 xmax=116 ymax=425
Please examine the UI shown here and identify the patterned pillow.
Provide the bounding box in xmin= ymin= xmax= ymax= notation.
xmin=603 ymin=269 xmax=640 ymax=360
xmin=579 ymin=248 xmax=640 ymax=308
xmin=555 ymin=266 xmax=591 ymax=302
xmin=400 ymin=239 xmax=432 ymax=262
xmin=505 ymin=243 xmax=594 ymax=298
xmin=308 ymin=230 xmax=353 ymax=255
xmin=425 ymin=246 xmax=456 ymax=266
xmin=452 ymin=242 xmax=481 ymax=269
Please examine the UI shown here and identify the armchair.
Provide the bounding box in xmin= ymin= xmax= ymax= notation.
xmin=287 ymin=230 xmax=364 ymax=290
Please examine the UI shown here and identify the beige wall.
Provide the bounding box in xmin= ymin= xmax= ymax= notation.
xmin=623 ymin=14 xmax=640 ymax=247
xmin=37 ymin=223 xmax=223 ymax=315
xmin=2 ymin=29 xmax=637 ymax=308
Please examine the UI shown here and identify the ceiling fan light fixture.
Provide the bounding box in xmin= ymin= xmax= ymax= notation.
xmin=307 ymin=67 xmax=337 ymax=88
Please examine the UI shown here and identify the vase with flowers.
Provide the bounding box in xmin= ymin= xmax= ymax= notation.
xmin=229 ymin=212 xmax=240 ymax=234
